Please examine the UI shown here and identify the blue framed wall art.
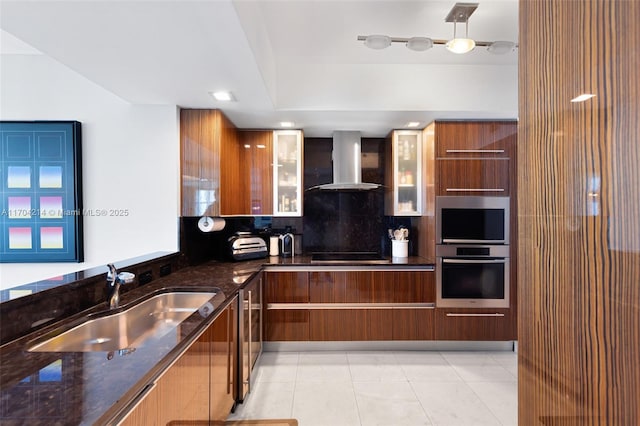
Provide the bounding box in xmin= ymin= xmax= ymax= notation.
xmin=0 ymin=121 xmax=83 ymax=262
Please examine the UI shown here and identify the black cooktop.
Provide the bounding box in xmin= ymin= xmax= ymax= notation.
xmin=310 ymin=252 xmax=389 ymax=264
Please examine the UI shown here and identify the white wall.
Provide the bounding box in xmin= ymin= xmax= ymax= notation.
xmin=0 ymin=53 xmax=180 ymax=289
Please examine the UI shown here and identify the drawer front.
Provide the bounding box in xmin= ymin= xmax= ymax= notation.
xmin=437 ymin=158 xmax=510 ymax=195
xmin=434 ymin=308 xmax=515 ymax=340
xmin=435 ymin=121 xmax=516 ymax=158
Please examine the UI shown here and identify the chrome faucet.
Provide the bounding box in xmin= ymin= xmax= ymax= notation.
xmin=106 ymin=264 xmax=135 ymax=309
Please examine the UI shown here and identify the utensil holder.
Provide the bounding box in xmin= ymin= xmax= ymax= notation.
xmin=391 ymin=240 xmax=408 ymax=258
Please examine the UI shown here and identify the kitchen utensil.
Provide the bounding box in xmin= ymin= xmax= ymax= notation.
xmin=394 ymin=229 xmax=404 ymax=241
xmin=388 ymin=229 xmax=394 ymax=240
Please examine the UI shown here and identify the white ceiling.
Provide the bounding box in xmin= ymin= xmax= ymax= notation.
xmin=0 ymin=0 xmax=518 ymax=137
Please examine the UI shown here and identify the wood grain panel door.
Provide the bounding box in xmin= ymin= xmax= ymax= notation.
xmin=239 ymin=130 xmax=273 ymax=215
xmin=519 ymin=1 xmax=639 ymax=424
xmin=180 ymin=109 xmax=221 ymax=217
xmin=121 ymin=319 xmax=211 ymax=425
xmin=217 ymin=113 xmax=246 ymax=215
xmin=436 ymin=158 xmax=511 ymax=196
xmin=209 ymin=299 xmax=237 ymax=422
xmin=434 ymin=121 xmax=516 ymax=158
xmin=434 ymin=308 xmax=515 ymax=341
xmin=263 ymin=272 xmax=309 ymax=341
xmin=391 ymin=271 xmax=435 ymax=340
xmin=180 ymin=109 xmax=246 ymax=216
xmin=307 ymin=271 xmax=393 ymax=341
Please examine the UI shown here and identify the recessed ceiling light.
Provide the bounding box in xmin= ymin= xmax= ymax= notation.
xmin=280 ymin=121 xmax=294 ymax=128
xmin=407 ymin=122 xmax=421 ymax=128
xmin=570 ymin=93 xmax=596 ymax=103
xmin=210 ymin=91 xmax=235 ymax=101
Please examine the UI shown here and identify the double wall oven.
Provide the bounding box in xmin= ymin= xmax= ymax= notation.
xmin=436 ymin=196 xmax=510 ymax=308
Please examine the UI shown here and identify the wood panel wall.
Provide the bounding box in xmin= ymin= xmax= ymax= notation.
xmin=518 ymin=1 xmax=639 ymax=424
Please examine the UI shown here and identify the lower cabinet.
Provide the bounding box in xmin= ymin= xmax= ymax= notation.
xmin=308 ymin=271 xmax=394 ymax=341
xmin=264 ymin=272 xmax=310 ymax=341
xmin=434 ymin=308 xmax=516 ymax=341
xmin=264 ymin=270 xmax=435 ymax=342
xmin=119 ymin=296 xmax=237 ymax=425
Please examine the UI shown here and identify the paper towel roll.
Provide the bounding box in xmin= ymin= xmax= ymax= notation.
xmin=198 ymin=216 xmax=225 ymax=233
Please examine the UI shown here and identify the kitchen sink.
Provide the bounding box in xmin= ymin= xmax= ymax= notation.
xmin=28 ymin=291 xmax=221 ymax=352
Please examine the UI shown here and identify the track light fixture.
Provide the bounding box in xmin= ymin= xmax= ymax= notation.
xmin=357 ymin=3 xmax=517 ymax=55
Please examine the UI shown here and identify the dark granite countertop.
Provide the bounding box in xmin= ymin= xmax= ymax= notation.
xmin=0 ymin=254 xmax=433 ymax=425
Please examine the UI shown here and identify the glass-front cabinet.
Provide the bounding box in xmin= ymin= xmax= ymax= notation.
xmin=273 ymin=130 xmax=303 ymax=216
xmin=385 ymin=130 xmax=423 ymax=216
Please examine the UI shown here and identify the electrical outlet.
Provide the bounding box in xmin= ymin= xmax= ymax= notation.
xmin=139 ymin=271 xmax=153 ymax=285
xmin=159 ymin=264 xmax=171 ymax=277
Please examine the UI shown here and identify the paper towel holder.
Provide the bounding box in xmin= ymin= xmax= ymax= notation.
xmin=198 ymin=216 xmax=226 ymax=233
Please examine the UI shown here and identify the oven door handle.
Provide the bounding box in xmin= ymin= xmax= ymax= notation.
xmin=442 ymin=258 xmax=507 ymax=264
xmin=442 ymin=239 xmax=506 ymax=244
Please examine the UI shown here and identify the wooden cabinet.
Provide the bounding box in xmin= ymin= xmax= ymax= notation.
xmin=437 ymin=158 xmax=510 ymax=195
xmin=263 ymin=272 xmax=309 ymax=341
xmin=434 ymin=121 xmax=514 ymax=158
xmin=239 ymin=130 xmax=273 ymax=215
xmin=180 ymin=109 xmax=245 ymax=216
xmin=385 ymin=130 xmax=424 ymax=216
xmin=391 ymin=271 xmax=435 ymax=340
xmin=120 ymin=297 xmax=237 ymax=425
xmin=209 ymin=298 xmax=237 ymax=422
xmin=434 ymin=308 xmax=516 ymax=341
xmin=238 ymin=274 xmax=263 ymax=402
xmin=434 ymin=120 xmax=517 ymax=196
xmin=411 ymin=121 xmax=518 ymax=340
xmin=181 ymin=114 xmax=303 ymax=217
xmin=308 ymin=271 xmax=394 ymax=341
xmin=264 ymin=270 xmax=435 ymax=342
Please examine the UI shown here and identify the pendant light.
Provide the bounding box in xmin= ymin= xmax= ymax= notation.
xmin=445 ymin=20 xmax=476 ymax=54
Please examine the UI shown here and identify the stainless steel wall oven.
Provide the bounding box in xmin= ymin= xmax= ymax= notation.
xmin=436 ymin=196 xmax=510 ymax=308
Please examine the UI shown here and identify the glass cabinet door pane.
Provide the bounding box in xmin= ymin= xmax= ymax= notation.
xmin=273 ymin=130 xmax=302 ymax=216
xmin=394 ymin=131 xmax=422 ymax=215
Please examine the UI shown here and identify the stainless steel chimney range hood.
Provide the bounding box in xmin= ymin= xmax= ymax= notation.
xmin=309 ymin=131 xmax=382 ymax=191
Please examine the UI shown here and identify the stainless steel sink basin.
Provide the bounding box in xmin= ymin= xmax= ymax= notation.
xmin=29 ymin=291 xmax=219 ymax=352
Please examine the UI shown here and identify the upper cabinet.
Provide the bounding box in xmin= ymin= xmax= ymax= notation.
xmin=239 ymin=130 xmax=273 ymax=215
xmin=180 ymin=109 xmax=246 ymax=217
xmin=385 ymin=130 xmax=424 ymax=216
xmin=434 ymin=121 xmax=517 ymax=196
xmin=180 ymin=111 xmax=303 ymax=217
xmin=273 ymin=130 xmax=303 ymax=217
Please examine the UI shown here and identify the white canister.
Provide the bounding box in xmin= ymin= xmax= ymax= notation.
xmin=391 ymin=240 xmax=409 ymax=258
xmin=269 ymin=236 xmax=279 ymax=256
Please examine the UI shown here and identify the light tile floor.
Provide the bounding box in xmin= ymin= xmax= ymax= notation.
xmin=228 ymin=350 xmax=517 ymax=426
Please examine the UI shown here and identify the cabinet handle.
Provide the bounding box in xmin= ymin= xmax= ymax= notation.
xmin=445 ymin=149 xmax=505 ymax=153
xmin=247 ymin=290 xmax=252 ymax=394
xmin=267 ymin=302 xmax=436 ymax=310
xmin=445 ymin=313 xmax=505 ymax=317
xmin=442 ymin=259 xmax=507 ymax=264
xmin=445 ymin=188 xmax=505 ymax=192
xmin=113 ymin=382 xmax=157 ymax=425
xmin=442 ymin=238 xmax=506 ymax=244
xmin=226 ymin=307 xmax=232 ymax=395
